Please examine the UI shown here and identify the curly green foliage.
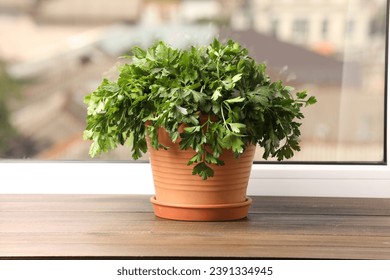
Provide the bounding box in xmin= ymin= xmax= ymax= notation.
xmin=84 ymin=38 xmax=316 ymax=179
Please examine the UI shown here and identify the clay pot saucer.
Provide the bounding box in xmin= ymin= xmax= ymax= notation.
xmin=150 ymin=196 xmax=252 ymax=221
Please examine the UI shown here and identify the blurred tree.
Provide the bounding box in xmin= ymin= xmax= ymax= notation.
xmin=0 ymin=62 xmax=18 ymax=154
xmin=0 ymin=61 xmax=36 ymax=158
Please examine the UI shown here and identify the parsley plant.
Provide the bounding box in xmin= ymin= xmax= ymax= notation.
xmin=84 ymin=39 xmax=316 ymax=179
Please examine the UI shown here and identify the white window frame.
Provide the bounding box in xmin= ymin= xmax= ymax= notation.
xmin=1 ymin=10 xmax=389 ymax=198
xmin=1 ymin=146 xmax=389 ymax=197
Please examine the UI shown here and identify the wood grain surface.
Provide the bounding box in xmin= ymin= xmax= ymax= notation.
xmin=0 ymin=195 xmax=389 ymax=259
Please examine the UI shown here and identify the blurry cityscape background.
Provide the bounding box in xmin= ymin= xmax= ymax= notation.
xmin=0 ymin=0 xmax=387 ymax=162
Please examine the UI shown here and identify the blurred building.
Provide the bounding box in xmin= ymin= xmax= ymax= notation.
xmin=232 ymin=0 xmax=385 ymax=57
xmin=0 ymin=0 xmax=33 ymax=13
xmin=31 ymin=0 xmax=141 ymax=24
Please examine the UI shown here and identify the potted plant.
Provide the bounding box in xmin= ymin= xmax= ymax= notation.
xmin=83 ymin=38 xmax=316 ymax=221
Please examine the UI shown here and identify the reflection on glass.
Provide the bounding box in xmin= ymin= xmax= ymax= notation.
xmin=0 ymin=0 xmax=386 ymax=162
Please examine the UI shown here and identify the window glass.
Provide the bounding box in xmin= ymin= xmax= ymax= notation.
xmin=321 ymin=18 xmax=329 ymax=40
xmin=0 ymin=0 xmax=387 ymax=163
xmin=292 ymin=18 xmax=309 ymax=42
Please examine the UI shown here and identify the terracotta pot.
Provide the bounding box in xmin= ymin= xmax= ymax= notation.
xmin=146 ymin=126 xmax=256 ymax=221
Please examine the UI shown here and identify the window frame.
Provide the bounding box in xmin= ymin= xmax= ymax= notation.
xmin=1 ymin=153 xmax=389 ymax=197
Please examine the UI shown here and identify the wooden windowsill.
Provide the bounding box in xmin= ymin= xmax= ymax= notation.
xmin=1 ymin=195 xmax=389 ymax=259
